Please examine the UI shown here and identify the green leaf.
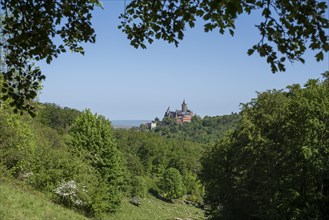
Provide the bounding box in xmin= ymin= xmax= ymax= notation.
xmin=315 ymin=51 xmax=324 ymax=61
xmin=247 ymin=49 xmax=255 ymax=56
xmin=229 ymin=29 xmax=234 ymax=36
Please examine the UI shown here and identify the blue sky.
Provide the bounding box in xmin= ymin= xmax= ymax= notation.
xmin=38 ymin=1 xmax=329 ymax=120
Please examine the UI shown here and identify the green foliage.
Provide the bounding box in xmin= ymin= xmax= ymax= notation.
xmin=159 ymin=168 xmax=186 ymax=201
xmin=30 ymin=135 xmax=102 ymax=216
xmin=115 ymin=129 xmax=203 ymax=177
xmin=0 ymin=1 xmax=102 ymax=114
xmin=0 ymin=181 xmax=204 ymax=220
xmin=0 ymin=74 xmax=4 ymax=98
xmin=26 ymin=117 xmax=116 ymax=216
xmin=36 ymin=103 xmax=81 ymax=133
xmin=1 ymin=1 xmax=328 ymax=113
xmin=130 ymin=176 xmax=147 ymax=198
xmin=143 ymin=175 xmax=161 ymax=197
xmin=114 ymin=129 xmax=204 ymax=203
xmin=154 ymin=114 xmax=240 ymax=144
xmin=124 ymin=153 xmax=145 ymax=177
xmin=0 ymin=102 xmax=204 ymax=217
xmin=120 ymin=0 xmax=329 ymax=73
xmin=0 ymin=106 xmax=35 ymax=177
xmin=183 ymin=171 xmax=204 ymax=205
xmin=69 ymin=109 xmax=124 ymax=213
xmin=0 ymin=105 xmax=106 ymax=216
xmin=201 ymin=74 xmax=329 ymax=219
xmin=29 ymin=140 xmax=81 ymax=193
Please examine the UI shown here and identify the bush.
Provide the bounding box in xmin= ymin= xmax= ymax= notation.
xmin=144 ymin=176 xmax=160 ymax=196
xmin=183 ymin=172 xmax=204 ymax=205
xmin=130 ymin=176 xmax=147 ymax=198
xmin=54 ymin=180 xmax=83 ymax=208
xmin=0 ymin=107 xmax=35 ymax=177
xmin=158 ymin=168 xmax=186 ymax=201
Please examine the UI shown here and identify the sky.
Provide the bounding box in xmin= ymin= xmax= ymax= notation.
xmin=38 ymin=1 xmax=329 ymax=120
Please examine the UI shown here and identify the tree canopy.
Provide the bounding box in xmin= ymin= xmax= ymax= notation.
xmin=159 ymin=167 xmax=186 ymax=200
xmin=201 ymin=72 xmax=329 ymax=219
xmin=68 ymin=109 xmax=124 ymax=213
xmin=120 ymin=0 xmax=329 ymax=72
xmin=151 ymin=114 xmax=240 ymax=143
xmin=0 ymin=0 xmax=328 ymax=113
xmin=0 ymin=1 xmax=102 ymax=114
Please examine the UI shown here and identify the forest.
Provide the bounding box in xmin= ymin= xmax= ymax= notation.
xmin=148 ymin=113 xmax=240 ymax=144
xmin=1 ymin=72 xmax=328 ymax=219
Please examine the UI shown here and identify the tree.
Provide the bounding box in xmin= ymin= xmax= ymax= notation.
xmin=0 ymin=1 xmax=328 ymax=113
xmin=201 ymin=72 xmax=329 ymax=219
xmin=182 ymin=171 xmax=204 ymax=204
xmin=120 ymin=0 xmax=329 ymax=73
xmin=159 ymin=167 xmax=186 ymax=200
xmin=36 ymin=103 xmax=81 ymax=133
xmin=68 ymin=109 xmax=124 ymax=213
xmin=0 ymin=1 xmax=102 ymax=114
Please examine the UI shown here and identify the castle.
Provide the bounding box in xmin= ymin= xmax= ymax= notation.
xmin=164 ymin=100 xmax=194 ymax=123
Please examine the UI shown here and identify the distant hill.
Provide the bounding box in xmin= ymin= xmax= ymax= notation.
xmin=112 ymin=120 xmax=151 ymax=129
xmin=36 ymin=103 xmax=151 ymax=130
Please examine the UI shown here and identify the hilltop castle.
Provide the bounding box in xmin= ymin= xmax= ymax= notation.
xmin=164 ymin=100 xmax=194 ymax=123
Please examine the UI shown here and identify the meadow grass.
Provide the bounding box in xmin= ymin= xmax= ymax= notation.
xmin=0 ymin=182 xmax=204 ymax=220
xmin=105 ymin=196 xmax=204 ymax=220
xmin=0 ymin=183 xmax=87 ymax=220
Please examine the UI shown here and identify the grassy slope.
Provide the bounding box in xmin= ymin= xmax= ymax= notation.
xmin=0 ymin=182 xmax=204 ymax=220
xmin=0 ymin=183 xmax=87 ymax=220
xmin=106 ymin=196 xmax=204 ymax=220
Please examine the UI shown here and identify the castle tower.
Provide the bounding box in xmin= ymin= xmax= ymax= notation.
xmin=182 ymin=100 xmax=187 ymax=112
xmin=164 ymin=106 xmax=170 ymax=117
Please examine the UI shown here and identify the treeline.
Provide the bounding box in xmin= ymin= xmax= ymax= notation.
xmin=146 ymin=113 xmax=240 ymax=144
xmin=36 ymin=103 xmax=81 ymax=133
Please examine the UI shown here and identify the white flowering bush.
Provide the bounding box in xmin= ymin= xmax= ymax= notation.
xmin=54 ymin=180 xmax=83 ymax=207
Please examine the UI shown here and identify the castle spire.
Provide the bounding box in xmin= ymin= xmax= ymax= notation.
xmin=182 ymin=99 xmax=187 ymax=112
xmin=165 ymin=106 xmax=170 ymax=117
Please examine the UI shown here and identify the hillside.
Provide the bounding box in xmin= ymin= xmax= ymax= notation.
xmin=0 ymin=102 xmax=205 ymax=219
xmin=0 ymin=183 xmax=87 ymax=220
xmin=0 ymin=182 xmax=204 ymax=220
xmin=2 ymin=74 xmax=328 ymax=220
xmin=106 ymin=196 xmax=204 ymax=220
xmin=150 ymin=114 xmax=240 ymax=144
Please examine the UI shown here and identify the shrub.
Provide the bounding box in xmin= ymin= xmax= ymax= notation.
xmin=54 ymin=180 xmax=83 ymax=208
xmin=159 ymin=168 xmax=186 ymax=201
xmin=130 ymin=176 xmax=147 ymax=198
xmin=0 ymin=107 xmax=35 ymax=177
